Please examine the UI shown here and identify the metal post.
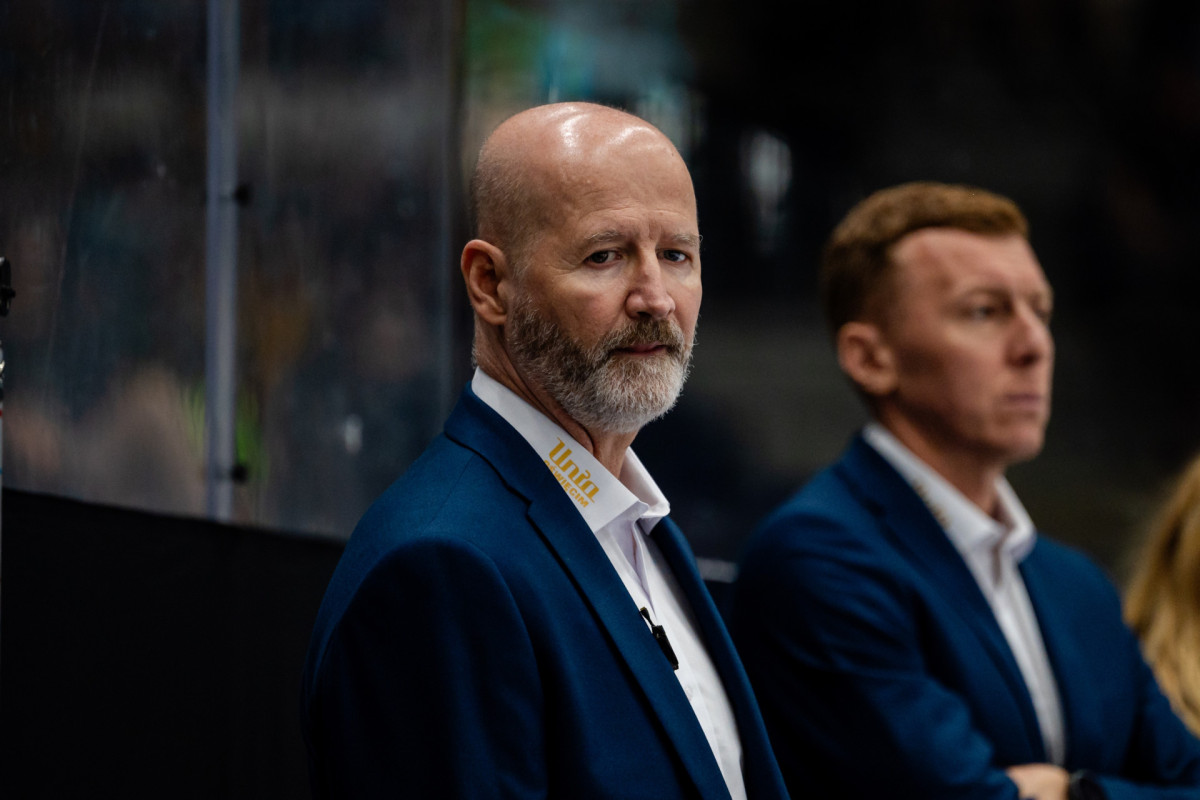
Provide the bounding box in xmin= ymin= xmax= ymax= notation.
xmin=0 ymin=256 xmax=17 ymax=688
xmin=205 ymin=0 xmax=240 ymax=521
xmin=434 ymin=1 xmax=455 ymax=427
xmin=434 ymin=1 xmax=465 ymax=427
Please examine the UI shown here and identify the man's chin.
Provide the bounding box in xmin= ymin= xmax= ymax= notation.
xmin=605 ymin=350 xmax=687 ymax=382
xmin=999 ymin=432 xmax=1046 ymax=466
xmin=606 ymin=348 xmax=681 ymax=366
xmin=563 ymin=371 xmax=686 ymax=434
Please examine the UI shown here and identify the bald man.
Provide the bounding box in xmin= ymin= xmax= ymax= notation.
xmin=301 ymin=103 xmax=788 ymax=800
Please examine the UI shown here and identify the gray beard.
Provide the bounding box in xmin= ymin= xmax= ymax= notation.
xmin=507 ymin=296 xmax=694 ymax=434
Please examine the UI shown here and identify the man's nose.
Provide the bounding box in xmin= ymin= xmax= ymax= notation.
xmin=1010 ymin=306 xmax=1054 ymax=365
xmin=626 ymin=253 xmax=676 ymax=319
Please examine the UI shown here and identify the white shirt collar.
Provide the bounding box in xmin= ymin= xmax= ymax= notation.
xmin=863 ymin=422 xmax=1036 ymax=566
xmin=471 ymin=368 xmax=670 ymax=533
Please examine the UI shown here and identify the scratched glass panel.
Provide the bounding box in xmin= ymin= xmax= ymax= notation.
xmin=0 ymin=1 xmax=463 ymax=537
xmin=2 ymin=3 xmax=210 ymax=517
xmin=232 ymin=0 xmax=461 ymax=535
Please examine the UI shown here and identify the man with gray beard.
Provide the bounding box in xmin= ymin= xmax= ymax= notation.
xmin=301 ymin=102 xmax=788 ymax=800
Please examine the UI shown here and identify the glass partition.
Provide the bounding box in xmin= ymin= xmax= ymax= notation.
xmin=2 ymin=1 xmax=464 ymax=538
xmin=5 ymin=0 xmax=1200 ymax=573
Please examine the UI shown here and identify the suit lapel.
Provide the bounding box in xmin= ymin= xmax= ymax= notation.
xmin=1019 ymin=547 xmax=1097 ymax=766
xmin=838 ymin=436 xmax=1047 ymax=758
xmin=444 ymin=388 xmax=731 ymax=800
xmin=650 ymin=518 xmax=787 ymax=797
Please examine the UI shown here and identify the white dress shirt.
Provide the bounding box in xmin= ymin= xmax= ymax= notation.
xmin=472 ymin=369 xmax=747 ymax=799
xmin=863 ymin=423 xmax=1067 ymax=766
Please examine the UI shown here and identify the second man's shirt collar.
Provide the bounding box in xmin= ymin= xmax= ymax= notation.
xmin=863 ymin=422 xmax=1036 ymax=566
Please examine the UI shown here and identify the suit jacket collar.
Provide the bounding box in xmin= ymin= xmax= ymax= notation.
xmin=443 ymin=386 xmax=737 ymax=799
xmin=836 ymin=433 xmax=1048 ymax=760
xmin=651 ymin=518 xmax=788 ymax=797
xmin=836 ymin=435 xmax=997 ymax=619
xmin=1017 ymin=548 xmax=1102 ymax=768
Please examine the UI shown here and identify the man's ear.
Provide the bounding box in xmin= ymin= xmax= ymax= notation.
xmin=461 ymin=239 xmax=511 ymax=326
xmin=837 ymin=321 xmax=898 ymax=398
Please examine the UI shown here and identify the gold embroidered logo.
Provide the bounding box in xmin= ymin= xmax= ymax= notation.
xmin=545 ymin=439 xmax=600 ymax=508
xmin=912 ymin=480 xmax=951 ymax=530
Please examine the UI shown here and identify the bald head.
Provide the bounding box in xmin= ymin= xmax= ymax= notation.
xmin=470 ymin=103 xmax=689 ymax=269
xmin=459 ymin=101 xmax=701 ymax=447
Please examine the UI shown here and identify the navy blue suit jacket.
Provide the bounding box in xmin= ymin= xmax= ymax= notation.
xmin=302 ymin=387 xmax=787 ymax=799
xmin=733 ymin=434 xmax=1200 ymax=800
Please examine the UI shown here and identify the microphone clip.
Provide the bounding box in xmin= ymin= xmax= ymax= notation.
xmin=639 ymin=607 xmax=679 ymax=671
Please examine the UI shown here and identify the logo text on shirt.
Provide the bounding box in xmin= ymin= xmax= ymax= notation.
xmin=545 ymin=439 xmax=600 ymax=508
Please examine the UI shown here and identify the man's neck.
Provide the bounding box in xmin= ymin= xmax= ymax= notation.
xmin=476 ymin=361 xmax=636 ymax=476
xmin=873 ymin=419 xmax=1007 ymax=518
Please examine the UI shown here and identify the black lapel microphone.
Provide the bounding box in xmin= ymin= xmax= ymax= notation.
xmin=640 ymin=607 xmax=680 ymax=670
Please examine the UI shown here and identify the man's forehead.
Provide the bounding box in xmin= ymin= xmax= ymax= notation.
xmin=542 ymin=161 xmax=698 ymax=234
xmin=559 ymin=113 xmax=661 ymax=153
xmin=893 ymin=228 xmax=1048 ymax=288
xmin=512 ymin=108 xmax=668 ymax=168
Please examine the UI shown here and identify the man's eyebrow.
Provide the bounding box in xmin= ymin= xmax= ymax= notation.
xmin=581 ymin=231 xmax=703 ymax=248
xmin=960 ymin=283 xmax=1054 ymax=299
xmin=668 ymin=232 xmax=703 ymax=248
xmin=583 ymin=230 xmax=626 ymax=246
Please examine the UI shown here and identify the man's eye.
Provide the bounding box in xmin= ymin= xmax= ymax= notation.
xmin=968 ymin=305 xmax=1000 ymax=320
xmin=661 ymin=250 xmax=687 ymax=263
xmin=586 ymin=250 xmax=616 ymax=265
